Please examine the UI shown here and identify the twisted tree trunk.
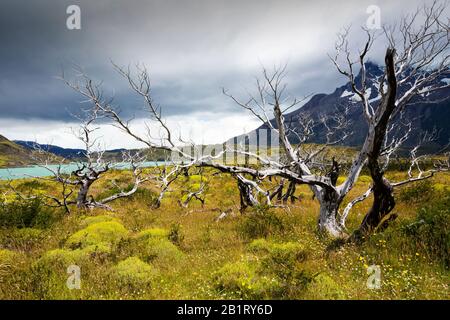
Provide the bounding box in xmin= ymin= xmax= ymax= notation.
xmin=76 ymin=179 xmax=93 ymax=208
xmin=358 ymin=162 xmax=396 ymax=235
xmin=237 ymin=177 xmax=258 ymax=212
xmin=318 ymin=187 xmax=345 ymax=237
xmin=355 ymin=48 xmax=398 ymax=238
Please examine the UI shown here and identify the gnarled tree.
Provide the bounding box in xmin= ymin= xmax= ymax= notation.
xmin=12 ymin=106 xmax=148 ymax=212
xmin=61 ymin=1 xmax=449 ymax=238
xmin=331 ymin=0 xmax=450 ymax=238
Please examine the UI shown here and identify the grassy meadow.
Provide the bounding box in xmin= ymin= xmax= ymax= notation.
xmin=0 ymin=167 xmax=449 ymax=300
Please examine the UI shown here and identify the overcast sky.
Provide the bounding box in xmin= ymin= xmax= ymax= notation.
xmin=0 ymin=0 xmax=433 ymax=148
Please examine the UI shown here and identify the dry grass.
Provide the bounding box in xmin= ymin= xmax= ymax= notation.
xmin=0 ymin=169 xmax=448 ymax=300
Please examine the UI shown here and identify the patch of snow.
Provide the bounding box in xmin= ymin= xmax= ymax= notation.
xmin=418 ymin=86 xmax=433 ymax=97
xmin=340 ymin=89 xmax=353 ymax=98
xmin=349 ymin=88 xmax=371 ymax=102
xmin=441 ymin=78 xmax=450 ymax=85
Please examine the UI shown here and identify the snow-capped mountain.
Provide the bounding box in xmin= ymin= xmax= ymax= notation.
xmin=251 ymin=62 xmax=450 ymax=152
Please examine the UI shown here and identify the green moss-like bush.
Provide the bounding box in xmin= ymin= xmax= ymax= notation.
xmin=402 ymin=191 xmax=450 ymax=268
xmin=38 ymin=248 xmax=87 ymax=267
xmin=38 ymin=243 xmax=111 ymax=270
xmin=398 ymin=180 xmax=434 ymax=203
xmin=142 ymin=238 xmax=185 ymax=266
xmin=66 ymin=221 xmax=128 ymax=249
xmin=433 ymin=183 xmax=450 ymax=193
xmin=80 ymin=215 xmax=120 ymax=227
xmin=0 ymin=227 xmax=44 ymax=249
xmin=136 ymin=228 xmax=169 ymax=240
xmin=238 ymin=206 xmax=287 ymax=240
xmin=358 ymin=175 xmax=372 ymax=183
xmin=213 ymin=261 xmax=281 ymax=299
xmin=30 ymin=248 xmax=89 ymax=299
xmin=0 ymin=249 xmax=17 ymax=265
xmin=336 ymin=176 xmax=346 ymax=184
xmin=188 ymin=175 xmax=208 ymax=184
xmin=248 ymin=239 xmax=306 ymax=261
xmin=168 ymin=223 xmax=184 ymax=246
xmin=110 ymin=256 xmax=157 ymax=287
xmin=307 ymin=274 xmax=345 ymax=299
xmin=247 ymin=238 xmax=269 ymax=252
xmin=249 ymin=239 xmax=309 ymax=283
xmin=82 ymin=243 xmax=112 ymax=257
xmin=0 ymin=197 xmax=58 ymax=228
xmin=214 ymin=238 xmax=313 ymax=299
xmin=249 ymin=238 xmax=306 ymax=260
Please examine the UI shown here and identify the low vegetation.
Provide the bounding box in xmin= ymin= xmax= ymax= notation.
xmin=0 ymin=168 xmax=448 ymax=300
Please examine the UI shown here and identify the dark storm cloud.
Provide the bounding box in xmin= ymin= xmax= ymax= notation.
xmin=0 ymin=0 xmax=429 ymax=123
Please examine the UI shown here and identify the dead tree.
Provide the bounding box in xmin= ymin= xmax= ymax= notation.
xmin=149 ymin=163 xmax=182 ymax=209
xmin=61 ymin=2 xmax=448 ymax=238
xmin=224 ymin=67 xmax=359 ymax=237
xmin=178 ymin=183 xmax=206 ymax=208
xmin=18 ymin=107 xmax=147 ymax=212
xmin=341 ymin=127 xmax=450 ymax=237
xmin=331 ymin=0 xmax=450 ymax=237
xmin=61 ymin=59 xmax=362 ymax=237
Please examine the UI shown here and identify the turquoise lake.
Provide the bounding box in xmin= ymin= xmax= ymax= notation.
xmin=0 ymin=162 xmax=165 ymax=180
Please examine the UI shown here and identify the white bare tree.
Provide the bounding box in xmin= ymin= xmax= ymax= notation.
xmin=61 ymin=1 xmax=449 ymax=238
xmin=11 ymin=106 xmax=148 ymax=213
xmin=331 ymin=0 xmax=450 ymax=238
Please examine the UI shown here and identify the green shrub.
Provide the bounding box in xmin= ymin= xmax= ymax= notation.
xmin=0 ymin=249 xmax=18 ymax=265
xmin=238 ymin=206 xmax=286 ymax=240
xmin=0 ymin=197 xmax=59 ymax=228
xmin=307 ymin=273 xmax=345 ymax=299
xmin=247 ymin=238 xmax=270 ymax=252
xmin=398 ymin=180 xmax=433 ymax=203
xmin=16 ymin=180 xmax=49 ymax=191
xmin=37 ymin=248 xmax=87 ymax=267
xmin=359 ymin=175 xmax=372 ymax=183
xmin=402 ymin=191 xmax=450 ymax=268
xmin=131 ymin=188 xmax=159 ymax=207
xmin=188 ymin=175 xmax=208 ymax=184
xmin=214 ymin=239 xmax=313 ymax=299
xmin=142 ymin=238 xmax=185 ymax=266
xmin=110 ymin=256 xmax=157 ymax=288
xmin=213 ymin=261 xmax=281 ymax=299
xmin=433 ymin=183 xmax=450 ymax=193
xmin=82 ymin=243 xmax=112 ymax=258
xmin=249 ymin=239 xmax=307 ymax=264
xmin=66 ymin=221 xmax=128 ymax=249
xmin=80 ymin=215 xmax=120 ymax=227
xmin=30 ymin=248 xmax=91 ymax=299
xmin=336 ymin=176 xmax=346 ymax=184
xmin=34 ymin=245 xmax=110 ymax=280
xmin=249 ymin=239 xmax=309 ymax=284
xmin=168 ymin=223 xmax=184 ymax=246
xmin=129 ymin=228 xmax=185 ymax=267
xmin=136 ymin=228 xmax=169 ymax=240
xmin=0 ymin=228 xmax=45 ymax=250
